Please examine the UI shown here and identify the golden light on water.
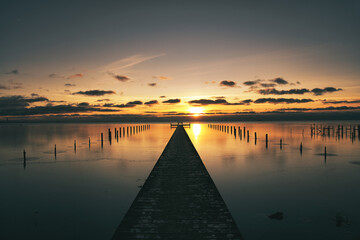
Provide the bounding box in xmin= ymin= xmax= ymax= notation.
xmin=192 ymin=124 xmax=201 ymax=140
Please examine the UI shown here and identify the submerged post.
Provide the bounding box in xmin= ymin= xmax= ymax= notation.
xmin=23 ymin=149 xmax=26 ymax=168
xmin=101 ymin=133 xmax=104 ymax=148
xmin=265 ymin=134 xmax=268 ymax=148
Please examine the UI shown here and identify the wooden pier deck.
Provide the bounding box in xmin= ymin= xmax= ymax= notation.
xmin=112 ymin=126 xmax=243 ymax=240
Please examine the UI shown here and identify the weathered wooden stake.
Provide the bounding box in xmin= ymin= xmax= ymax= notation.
xmin=266 ymin=134 xmax=268 ymax=148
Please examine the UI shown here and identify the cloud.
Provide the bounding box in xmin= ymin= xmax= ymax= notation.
xmin=48 ymin=73 xmax=64 ymax=78
xmin=127 ymin=100 xmax=143 ymax=105
xmin=148 ymin=83 xmax=157 ymax=87
xmin=0 ymin=84 xmax=10 ymax=90
xmin=102 ymin=53 xmax=165 ymax=72
xmin=220 ymin=80 xmax=236 ymax=87
xmin=0 ymin=96 xmax=31 ymax=109
xmin=0 ymin=80 xmax=23 ymax=90
xmin=108 ymin=72 xmax=131 ymax=82
xmin=311 ymin=87 xmax=342 ymax=96
xmin=65 ymin=83 xmax=76 ymax=87
xmin=271 ymin=77 xmax=288 ymax=85
xmin=25 ymin=97 xmax=49 ymax=103
xmin=278 ymin=106 xmax=360 ymax=111
xmin=159 ymin=96 xmax=166 ymax=98
xmin=258 ymin=88 xmax=310 ymax=95
xmin=153 ymin=76 xmax=172 ymax=80
xmin=144 ymin=100 xmax=159 ymax=106
xmin=73 ymin=90 xmax=116 ymax=96
xmin=31 ymin=93 xmax=39 ymax=97
xmin=254 ymin=98 xmax=314 ymax=104
xmin=96 ymin=99 xmax=110 ymax=102
xmin=162 ymin=98 xmax=181 ymax=104
xmin=260 ymin=83 xmax=276 ymax=88
xmin=78 ymin=102 xmax=90 ymax=107
xmin=189 ymin=99 xmax=227 ymax=105
xmin=243 ymin=80 xmax=261 ymax=86
xmin=68 ymin=73 xmax=83 ymax=79
xmin=103 ymin=103 xmax=135 ymax=108
xmin=5 ymin=69 xmax=19 ymax=75
xmin=188 ymin=98 xmax=253 ymax=106
xmin=0 ymin=103 xmax=118 ymax=116
xmin=322 ymin=99 xmax=360 ymax=104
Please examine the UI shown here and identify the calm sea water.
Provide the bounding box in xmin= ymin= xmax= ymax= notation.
xmin=0 ymin=122 xmax=360 ymax=240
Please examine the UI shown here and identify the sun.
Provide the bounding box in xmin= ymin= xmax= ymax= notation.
xmin=188 ymin=107 xmax=204 ymax=116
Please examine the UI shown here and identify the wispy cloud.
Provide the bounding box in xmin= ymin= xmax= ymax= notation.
xmin=4 ymin=69 xmax=19 ymax=75
xmin=102 ymin=53 xmax=165 ymax=72
xmin=107 ymin=72 xmax=131 ymax=82
xmin=153 ymin=75 xmax=172 ymax=80
xmin=148 ymin=83 xmax=157 ymax=87
xmin=68 ymin=73 xmax=84 ymax=79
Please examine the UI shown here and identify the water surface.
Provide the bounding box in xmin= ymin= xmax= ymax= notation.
xmin=0 ymin=122 xmax=359 ymax=239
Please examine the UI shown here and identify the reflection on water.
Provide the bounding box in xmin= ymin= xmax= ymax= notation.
xmin=0 ymin=122 xmax=360 ymax=240
xmin=192 ymin=123 xmax=201 ymax=140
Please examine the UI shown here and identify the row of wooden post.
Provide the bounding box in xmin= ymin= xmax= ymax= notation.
xmin=207 ymin=124 xmax=328 ymax=157
xmin=311 ymin=124 xmax=360 ymax=141
xmin=22 ymin=124 xmax=151 ymax=167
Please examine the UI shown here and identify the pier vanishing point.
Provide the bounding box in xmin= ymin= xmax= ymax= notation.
xmin=112 ymin=125 xmax=243 ymax=240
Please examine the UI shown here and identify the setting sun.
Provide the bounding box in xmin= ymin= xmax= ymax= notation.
xmin=188 ymin=107 xmax=204 ymax=116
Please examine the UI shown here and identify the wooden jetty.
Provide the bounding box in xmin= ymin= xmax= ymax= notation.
xmin=112 ymin=125 xmax=243 ymax=240
xmin=170 ymin=122 xmax=191 ymax=128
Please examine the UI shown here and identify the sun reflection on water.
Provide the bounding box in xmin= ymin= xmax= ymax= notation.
xmin=192 ymin=124 xmax=201 ymax=140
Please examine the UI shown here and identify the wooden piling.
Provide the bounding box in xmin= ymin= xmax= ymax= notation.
xmin=74 ymin=140 xmax=76 ymax=152
xmin=300 ymin=142 xmax=302 ymax=154
xmin=101 ymin=133 xmax=104 ymax=148
xmin=23 ymin=149 xmax=26 ymax=168
xmin=55 ymin=144 xmax=57 ymax=157
xmin=265 ymin=134 xmax=268 ymax=148
xmin=247 ymin=130 xmax=249 ymax=142
xmin=280 ymin=139 xmax=282 ymax=149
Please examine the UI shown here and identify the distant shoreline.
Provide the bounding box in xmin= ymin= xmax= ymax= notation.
xmin=1 ymin=111 xmax=360 ymax=124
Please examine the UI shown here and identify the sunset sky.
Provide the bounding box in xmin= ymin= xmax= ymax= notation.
xmin=1 ymin=0 xmax=359 ymax=120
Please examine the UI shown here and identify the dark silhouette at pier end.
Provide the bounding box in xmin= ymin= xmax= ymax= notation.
xmin=112 ymin=125 xmax=243 ymax=240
